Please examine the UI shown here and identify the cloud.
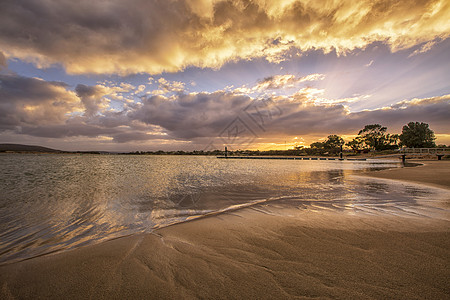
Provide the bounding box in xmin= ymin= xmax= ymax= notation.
xmin=130 ymin=92 xmax=251 ymax=139
xmin=135 ymin=85 xmax=146 ymax=95
xmin=233 ymin=73 xmax=325 ymax=95
xmin=0 ymin=52 xmax=6 ymax=70
xmin=0 ymin=0 xmax=449 ymax=75
xmin=1 ymin=73 xmax=449 ymax=147
xmin=408 ymin=40 xmax=440 ymax=57
xmin=0 ymin=74 xmax=81 ymax=129
xmin=347 ymin=96 xmax=450 ymax=133
xmin=0 ymin=74 xmax=165 ymax=142
xmin=276 ymin=94 xmax=450 ymax=135
xmin=19 ymin=122 xmax=117 ymax=139
xmin=75 ymin=81 xmax=143 ymax=108
xmin=75 ymin=84 xmax=110 ymax=117
xmin=254 ymin=74 xmax=325 ymax=91
xmin=150 ymin=78 xmax=186 ymax=96
xmin=364 ymin=60 xmax=374 ymax=67
xmin=111 ymin=131 xmax=168 ymax=143
xmin=131 ymin=89 xmax=450 ymax=142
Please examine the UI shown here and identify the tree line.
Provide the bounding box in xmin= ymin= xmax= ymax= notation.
xmin=119 ymin=121 xmax=442 ymax=156
xmin=300 ymin=122 xmax=439 ymax=156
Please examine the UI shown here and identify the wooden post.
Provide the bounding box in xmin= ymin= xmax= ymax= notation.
xmin=225 ymin=146 xmax=228 ymax=158
xmin=401 ymin=154 xmax=406 ymax=164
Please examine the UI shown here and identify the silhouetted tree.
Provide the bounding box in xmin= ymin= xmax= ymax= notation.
xmin=309 ymin=142 xmax=325 ymax=155
xmin=399 ymin=122 xmax=436 ymax=148
xmin=358 ymin=124 xmax=398 ymax=151
xmin=323 ymin=135 xmax=344 ymax=154
xmin=346 ymin=136 xmax=366 ymax=153
xmin=308 ymin=135 xmax=344 ymax=155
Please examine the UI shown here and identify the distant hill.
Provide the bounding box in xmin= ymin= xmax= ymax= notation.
xmin=0 ymin=144 xmax=62 ymax=153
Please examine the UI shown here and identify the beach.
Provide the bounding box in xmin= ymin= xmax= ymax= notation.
xmin=360 ymin=160 xmax=450 ymax=190
xmin=1 ymin=160 xmax=449 ymax=299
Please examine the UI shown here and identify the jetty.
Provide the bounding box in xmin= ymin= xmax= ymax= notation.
xmin=216 ymin=146 xmax=368 ymax=160
xmin=217 ymin=148 xmax=449 ymax=162
xmin=374 ymin=148 xmax=450 ymax=162
xmin=217 ymin=156 xmax=366 ymax=161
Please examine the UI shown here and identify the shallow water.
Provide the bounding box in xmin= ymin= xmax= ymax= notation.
xmin=0 ymin=154 xmax=448 ymax=264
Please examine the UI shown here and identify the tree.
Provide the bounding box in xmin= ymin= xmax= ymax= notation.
xmin=308 ymin=135 xmax=344 ymax=155
xmin=386 ymin=134 xmax=400 ymax=150
xmin=346 ymin=136 xmax=366 ymax=153
xmin=358 ymin=124 xmax=399 ymax=151
xmin=399 ymin=122 xmax=436 ymax=148
xmin=358 ymin=124 xmax=387 ymax=150
xmin=309 ymin=142 xmax=325 ymax=155
xmin=310 ymin=142 xmax=324 ymax=148
xmin=323 ymin=135 xmax=344 ymax=154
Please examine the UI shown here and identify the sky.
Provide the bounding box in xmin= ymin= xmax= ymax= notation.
xmin=0 ymin=0 xmax=449 ymax=151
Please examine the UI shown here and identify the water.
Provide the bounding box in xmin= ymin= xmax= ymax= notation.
xmin=0 ymin=154 xmax=448 ymax=264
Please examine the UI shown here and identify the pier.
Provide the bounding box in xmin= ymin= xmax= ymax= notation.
xmin=217 ymin=156 xmax=367 ymax=161
xmin=374 ymin=148 xmax=450 ymax=162
xmin=217 ymin=148 xmax=449 ymax=162
xmin=400 ymin=148 xmax=449 ymax=160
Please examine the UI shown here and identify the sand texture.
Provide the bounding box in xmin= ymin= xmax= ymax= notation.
xmin=1 ymin=160 xmax=449 ymax=299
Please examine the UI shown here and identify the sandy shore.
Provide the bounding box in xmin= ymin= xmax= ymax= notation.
xmin=361 ymin=160 xmax=450 ymax=190
xmin=1 ymin=161 xmax=449 ymax=299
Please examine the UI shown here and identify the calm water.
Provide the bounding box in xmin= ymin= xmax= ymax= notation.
xmin=0 ymin=154 xmax=448 ymax=264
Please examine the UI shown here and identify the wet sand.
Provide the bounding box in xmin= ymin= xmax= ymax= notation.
xmin=361 ymin=160 xmax=450 ymax=190
xmin=1 ymin=161 xmax=449 ymax=299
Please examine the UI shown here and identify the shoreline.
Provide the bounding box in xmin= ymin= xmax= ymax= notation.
xmin=1 ymin=160 xmax=449 ymax=299
xmin=360 ymin=160 xmax=450 ymax=190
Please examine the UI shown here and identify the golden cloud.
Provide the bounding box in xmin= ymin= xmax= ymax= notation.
xmin=0 ymin=0 xmax=449 ymax=74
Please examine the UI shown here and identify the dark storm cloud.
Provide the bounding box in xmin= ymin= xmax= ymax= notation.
xmin=0 ymin=0 xmax=448 ymax=74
